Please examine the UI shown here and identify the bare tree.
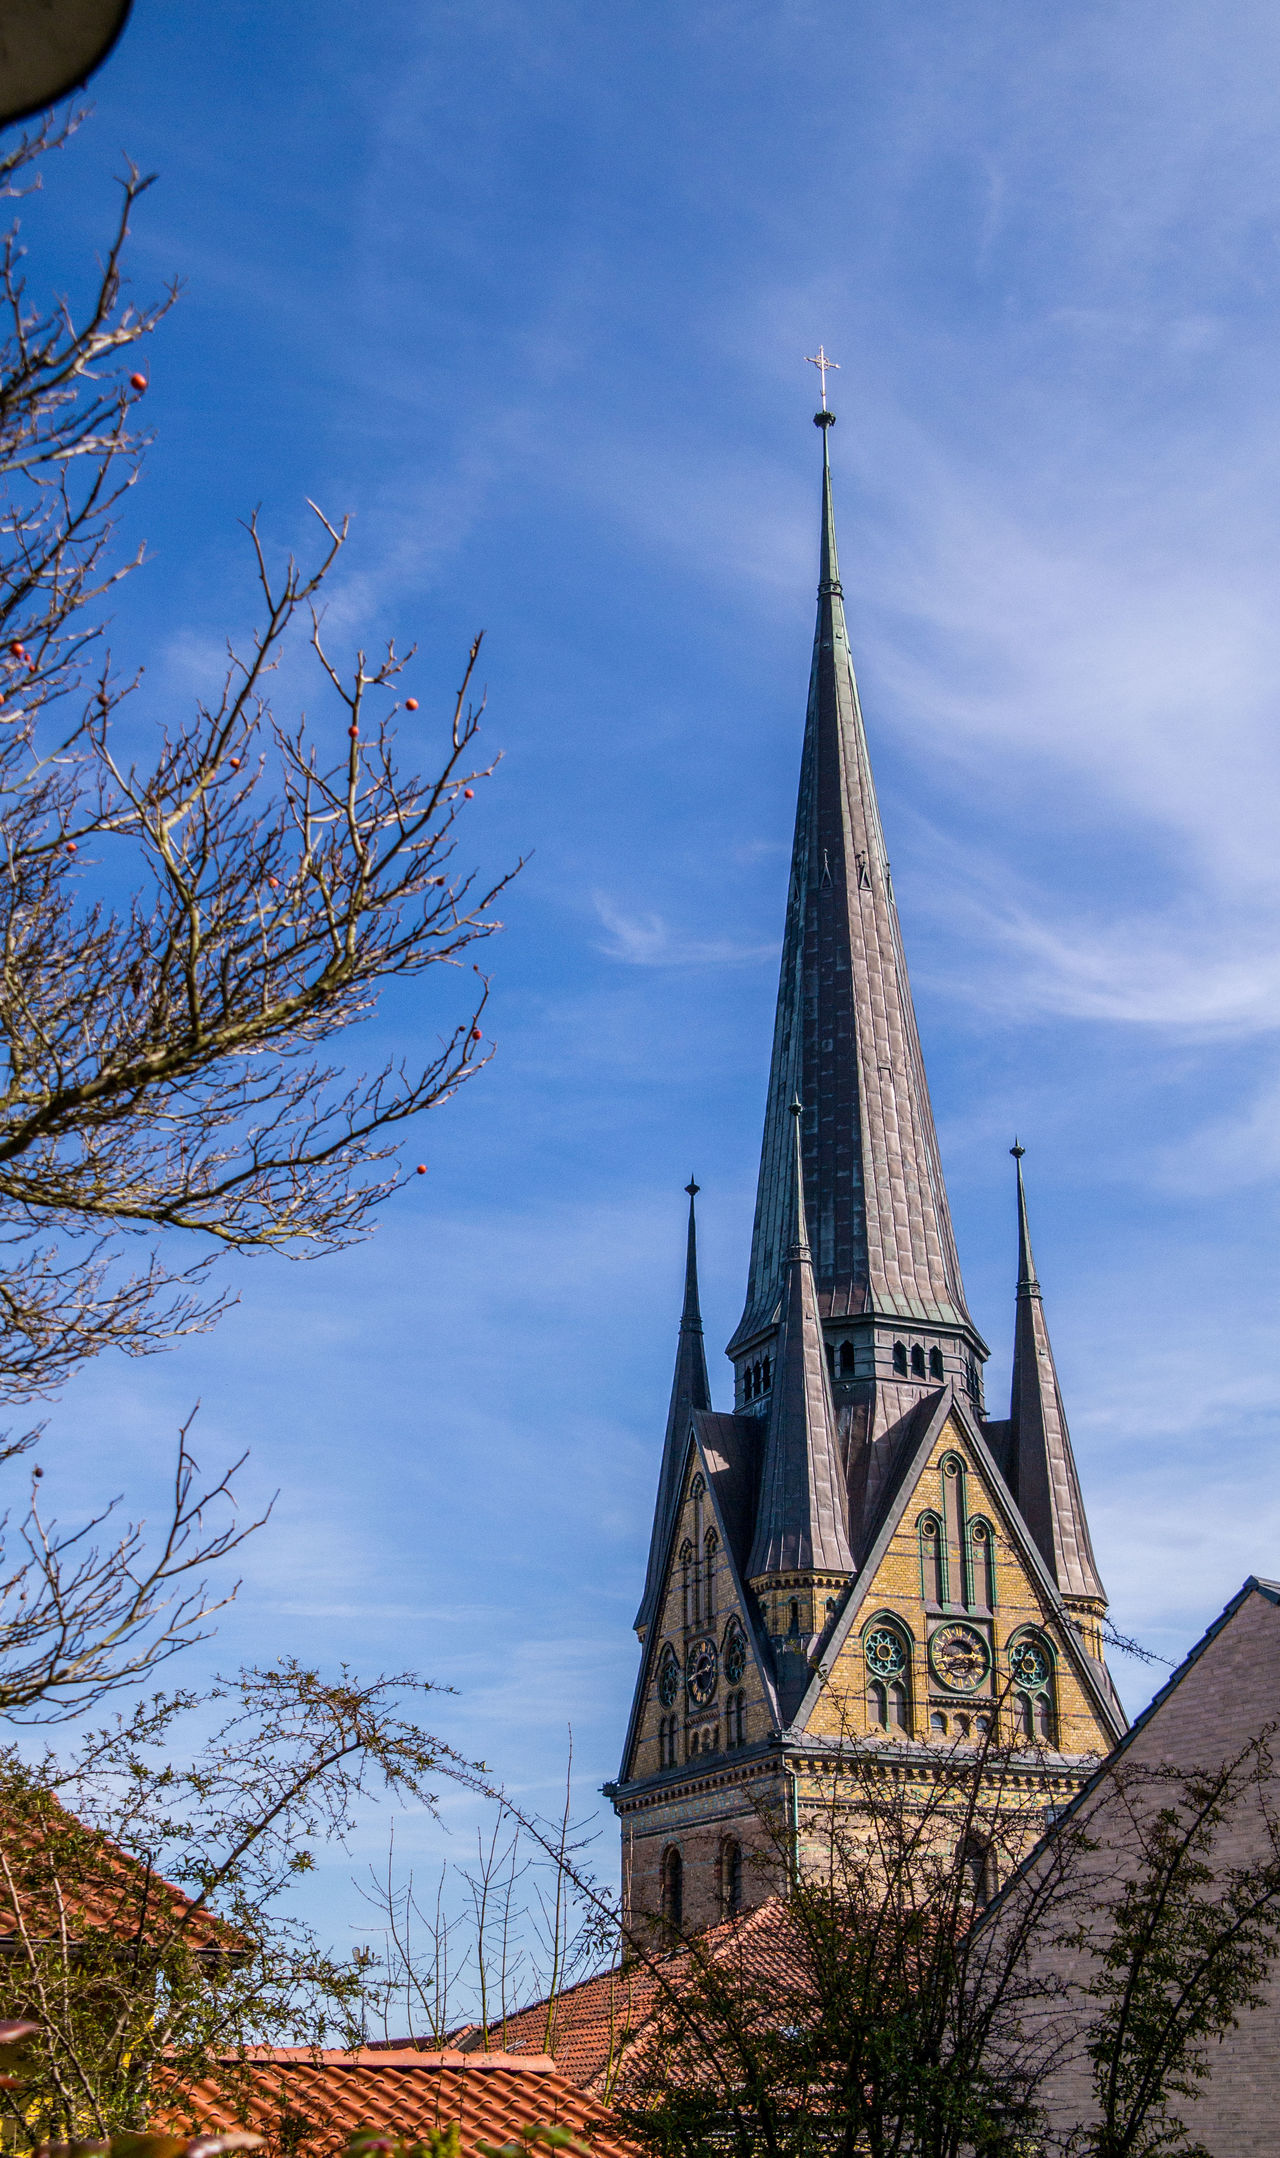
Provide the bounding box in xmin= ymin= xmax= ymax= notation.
xmin=0 ymin=1661 xmax=479 ymax=2148
xmin=0 ymin=116 xmax=515 ymax=1406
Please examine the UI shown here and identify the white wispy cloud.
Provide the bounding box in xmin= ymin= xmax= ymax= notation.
xmin=593 ymin=894 xmax=777 ymax=968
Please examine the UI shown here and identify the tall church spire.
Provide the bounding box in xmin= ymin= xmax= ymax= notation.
xmin=730 ymin=413 xmax=980 ymax=1373
xmin=634 ymin=1181 xmax=713 ymax=1636
xmin=747 ymin=1103 xmax=855 ymax=1581
xmin=1008 ymin=1146 xmax=1107 ymax=1618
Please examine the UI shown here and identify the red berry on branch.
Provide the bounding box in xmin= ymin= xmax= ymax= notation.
xmin=416 ymin=1164 xmax=427 ymax=1175
xmin=404 ymin=698 xmax=419 ymax=711
xmin=65 ymin=841 xmax=76 ymax=854
xmin=464 ymin=787 xmax=474 ymax=798
xmin=471 ymin=1028 xmax=483 ymax=1041
xmin=130 ymin=373 xmax=148 ymax=392
xmin=8 ymin=642 xmax=23 ymax=658
xmin=229 ymin=757 xmax=241 ymax=769
xmin=268 ymin=877 xmax=279 ymax=890
xmin=348 ymin=725 xmax=359 ymax=739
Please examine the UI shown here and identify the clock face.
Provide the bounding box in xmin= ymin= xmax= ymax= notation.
xmin=657 ymin=1651 xmax=680 ymax=1708
xmin=724 ymin=1628 xmax=747 ymax=1685
xmin=928 ymin=1623 xmax=990 ymax=1695
xmin=686 ymin=1637 xmax=719 ymax=1706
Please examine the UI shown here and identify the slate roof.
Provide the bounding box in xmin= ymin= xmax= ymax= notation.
xmin=730 ymin=423 xmax=977 ymax=1352
xmin=746 ymin=1105 xmax=854 ymax=1580
xmin=167 ymin=2049 xmax=638 ymax=2158
xmin=634 ymin=1185 xmax=712 ymax=1637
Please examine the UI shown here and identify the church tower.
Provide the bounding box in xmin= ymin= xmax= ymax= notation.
xmin=607 ymin=399 xmax=1126 ymax=1935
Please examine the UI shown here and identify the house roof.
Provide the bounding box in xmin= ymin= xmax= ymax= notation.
xmin=0 ymin=1787 xmax=233 ymax=1958
xmin=437 ymin=1904 xmax=798 ymax=2098
xmin=168 ymin=2049 xmax=639 ymax=2158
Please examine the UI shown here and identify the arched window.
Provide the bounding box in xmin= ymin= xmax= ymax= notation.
xmin=825 ymin=1596 xmax=837 ymax=1623
xmin=960 ymin=1835 xmax=995 ymax=1908
xmin=679 ymin=1541 xmax=693 ymax=1629
xmin=839 ymin=1340 xmax=857 ymax=1377
xmin=788 ymin=1599 xmax=801 ymax=1635
xmin=661 ymin=1846 xmax=683 ymax=1932
xmin=966 ymin=1355 xmax=982 ymax=1403
xmin=892 ymin=1341 xmax=908 ymax=1377
xmin=931 ymin=1710 xmax=948 ymax=1734
xmin=726 ymin=1689 xmax=746 ymax=1747
xmin=942 ymin=1455 xmax=967 ymax=1600
xmin=761 ymin=1355 xmax=771 ymax=1392
xmin=720 ymin=1836 xmax=743 ymax=1918
xmin=969 ymin=1518 xmax=997 ymax=1610
xmin=863 ymin=1618 xmax=910 ymax=1735
xmin=703 ymin=1530 xmax=718 ymax=1623
xmin=910 ymin=1343 xmax=926 ymax=1378
xmin=743 ymin=1364 xmax=754 ymax=1402
xmin=1009 ymin=1633 xmax=1056 ymax=1749
xmin=929 ymin=1346 xmax=944 ymax=1381
xmin=919 ymin=1512 xmax=947 ymax=1605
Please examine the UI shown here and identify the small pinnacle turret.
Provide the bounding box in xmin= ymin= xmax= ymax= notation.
xmin=1008 ymin=1146 xmax=1108 ymax=1623
xmin=634 ymin=1180 xmax=713 ymax=1637
xmin=746 ymin=1102 xmax=855 ymax=1583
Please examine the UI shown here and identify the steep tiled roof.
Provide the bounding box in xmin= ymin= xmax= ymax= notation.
xmin=168 ymin=2049 xmax=638 ymax=2158
xmin=439 ymin=1905 xmax=798 ymax=2098
xmin=0 ymin=1789 xmax=232 ymax=1957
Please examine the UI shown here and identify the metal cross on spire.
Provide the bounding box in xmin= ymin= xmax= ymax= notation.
xmin=805 ymin=345 xmax=840 ymax=410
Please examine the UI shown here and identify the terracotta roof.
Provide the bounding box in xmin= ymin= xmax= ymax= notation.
xmin=0 ymin=1789 xmax=232 ymax=1957
xmin=426 ymin=1904 xmax=798 ymax=2097
xmin=168 ymin=2049 xmax=639 ymax=2158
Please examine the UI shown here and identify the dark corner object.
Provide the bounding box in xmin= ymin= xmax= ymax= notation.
xmin=0 ymin=0 xmax=133 ymax=128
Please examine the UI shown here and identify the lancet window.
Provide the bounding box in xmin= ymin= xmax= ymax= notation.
xmin=679 ymin=1540 xmax=693 ymax=1630
xmin=929 ymin=1346 xmax=944 ymax=1380
xmin=892 ymin=1341 xmax=908 ymax=1376
xmin=910 ymin=1343 xmax=926 ymax=1378
xmin=703 ymin=1530 xmax=718 ymax=1622
xmin=839 ymin=1340 xmax=857 ymax=1377
xmin=720 ymin=1835 xmax=743 ymax=1917
xmin=968 ymin=1517 xmax=997 ymax=1609
xmin=919 ymin=1511 xmax=947 ymax=1605
xmin=661 ymin=1846 xmax=683 ymax=1932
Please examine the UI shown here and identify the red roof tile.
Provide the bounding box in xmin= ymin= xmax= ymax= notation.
xmin=167 ymin=2049 xmax=640 ymax=2158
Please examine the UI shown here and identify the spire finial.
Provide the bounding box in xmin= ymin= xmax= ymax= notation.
xmin=1011 ymin=1139 xmax=1025 ymax=1160
xmin=806 ymin=345 xmax=840 ymax=416
xmin=685 ymin=1176 xmax=700 ymax=1199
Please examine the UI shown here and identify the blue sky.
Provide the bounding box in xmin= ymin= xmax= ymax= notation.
xmin=18 ymin=0 xmax=1280 ymax=1982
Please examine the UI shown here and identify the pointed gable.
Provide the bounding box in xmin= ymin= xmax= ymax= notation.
xmin=794 ymin=1385 xmax=1125 ymax=1750
xmin=1008 ymin=1149 xmax=1107 ymax=1608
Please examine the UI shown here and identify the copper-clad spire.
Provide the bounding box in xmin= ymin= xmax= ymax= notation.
xmin=730 ymin=412 xmax=979 ymax=1358
xmin=1008 ymin=1147 xmax=1107 ymax=1607
xmin=634 ymin=1180 xmax=713 ymax=1635
xmin=746 ymin=1102 xmax=855 ymax=1581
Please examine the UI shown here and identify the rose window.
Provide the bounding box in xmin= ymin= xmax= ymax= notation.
xmin=864 ymin=1625 xmax=908 ymax=1677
